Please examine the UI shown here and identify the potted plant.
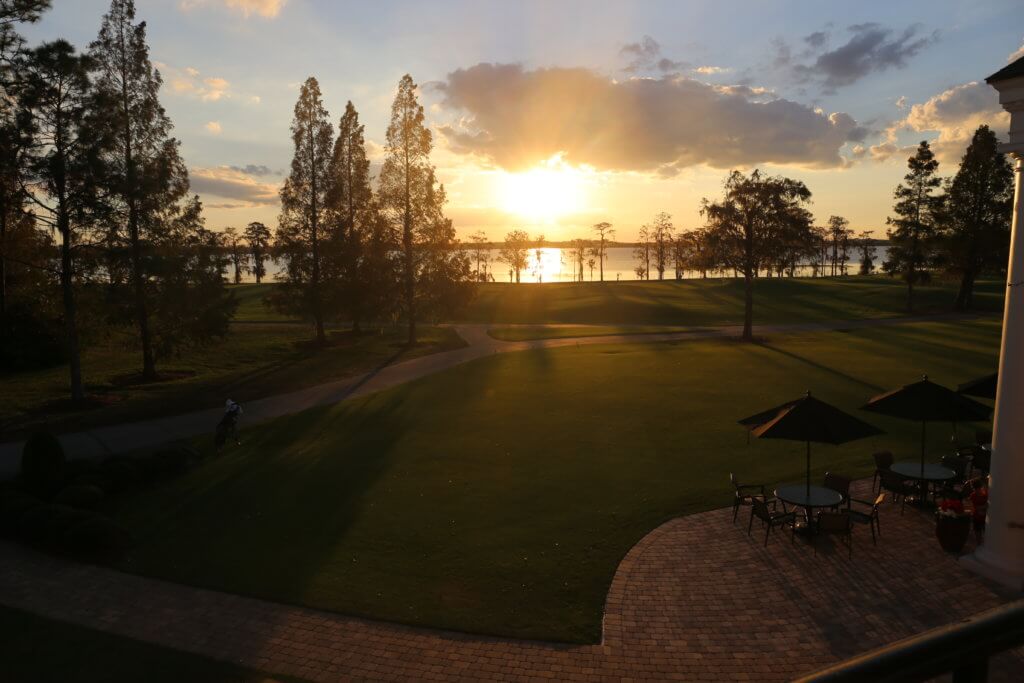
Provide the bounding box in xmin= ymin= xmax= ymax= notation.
xmin=935 ymin=499 xmax=971 ymax=553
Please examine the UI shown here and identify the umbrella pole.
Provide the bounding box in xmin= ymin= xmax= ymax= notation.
xmin=806 ymin=440 xmax=811 ymax=499
xmin=921 ymin=421 xmax=927 ymax=477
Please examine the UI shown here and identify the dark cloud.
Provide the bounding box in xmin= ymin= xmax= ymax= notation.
xmin=227 ymin=164 xmax=279 ymax=176
xmin=620 ymin=35 xmax=691 ymax=73
xmin=435 ymin=63 xmax=863 ymax=173
xmin=803 ymin=31 xmax=829 ymax=49
xmin=190 ymin=166 xmax=279 ymax=205
xmin=789 ymin=23 xmax=939 ymax=93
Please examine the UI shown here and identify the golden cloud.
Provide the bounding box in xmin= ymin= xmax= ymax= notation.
xmin=435 ymin=64 xmax=865 ymax=174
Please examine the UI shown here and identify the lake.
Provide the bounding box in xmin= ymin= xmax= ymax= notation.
xmin=235 ymin=246 xmax=890 ymax=284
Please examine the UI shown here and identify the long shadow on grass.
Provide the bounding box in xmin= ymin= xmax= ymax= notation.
xmin=755 ymin=342 xmax=885 ymax=394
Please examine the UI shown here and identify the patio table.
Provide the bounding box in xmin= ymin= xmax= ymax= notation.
xmin=891 ymin=461 xmax=955 ymax=506
xmin=775 ymin=484 xmax=843 ymax=533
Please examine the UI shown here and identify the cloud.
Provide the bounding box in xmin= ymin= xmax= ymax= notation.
xmin=179 ymin=0 xmax=287 ymax=18
xmin=228 ymin=164 xmax=278 ymax=176
xmin=205 ymin=121 xmax=222 ymax=134
xmin=693 ymin=65 xmax=731 ymax=75
xmin=190 ymin=166 xmax=280 ymax=205
xmin=870 ymin=81 xmax=1009 ymax=162
xmin=620 ymin=36 xmax=690 ymax=73
xmin=158 ymin=62 xmax=232 ymax=101
xmin=1010 ymin=40 xmax=1024 ymax=63
xmin=785 ymin=23 xmax=938 ymax=92
xmin=435 ymin=63 xmax=864 ymax=174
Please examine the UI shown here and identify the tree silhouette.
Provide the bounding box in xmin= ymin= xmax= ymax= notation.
xmin=243 ymin=221 xmax=271 ymax=283
xmin=20 ymin=40 xmax=104 ymax=401
xmin=934 ymin=125 xmax=1014 ymax=311
xmin=275 ymin=76 xmax=333 ymax=345
xmin=703 ymin=169 xmax=812 ymax=341
xmin=591 ymin=221 xmax=613 ymax=282
xmin=883 ymin=141 xmax=941 ymax=312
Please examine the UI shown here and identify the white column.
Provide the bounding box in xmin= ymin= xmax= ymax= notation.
xmin=963 ymin=155 xmax=1024 ymax=589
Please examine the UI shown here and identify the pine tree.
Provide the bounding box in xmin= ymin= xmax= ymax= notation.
xmin=19 ymin=40 xmax=104 ymax=402
xmin=883 ymin=141 xmax=941 ymax=312
xmin=274 ymin=76 xmax=333 ymax=344
xmin=935 ymin=125 xmax=1014 ymax=311
xmin=379 ymin=74 xmax=431 ymax=345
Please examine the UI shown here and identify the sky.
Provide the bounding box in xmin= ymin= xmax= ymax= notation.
xmin=21 ymin=0 xmax=1024 ymax=241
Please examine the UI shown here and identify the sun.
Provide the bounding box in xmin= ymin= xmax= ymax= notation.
xmin=495 ymin=156 xmax=588 ymax=223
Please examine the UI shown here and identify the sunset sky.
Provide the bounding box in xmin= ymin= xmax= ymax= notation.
xmin=23 ymin=0 xmax=1024 ymax=241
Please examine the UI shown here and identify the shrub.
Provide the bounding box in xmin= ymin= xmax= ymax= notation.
xmin=20 ymin=431 xmax=66 ymax=495
xmin=54 ymin=484 xmax=105 ymax=510
xmin=63 ymin=516 xmax=133 ymax=558
xmin=97 ymin=456 xmax=141 ymax=494
xmin=0 ymin=490 xmax=43 ymax=538
xmin=0 ymin=305 xmax=66 ymax=373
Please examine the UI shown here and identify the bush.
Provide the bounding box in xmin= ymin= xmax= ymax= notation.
xmin=0 ymin=305 xmax=66 ymax=373
xmin=63 ymin=516 xmax=133 ymax=558
xmin=0 ymin=490 xmax=43 ymax=538
xmin=21 ymin=431 xmax=66 ymax=495
xmin=96 ymin=456 xmax=141 ymax=494
xmin=54 ymin=484 xmax=105 ymax=510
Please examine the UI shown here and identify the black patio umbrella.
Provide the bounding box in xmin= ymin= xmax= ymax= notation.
xmin=739 ymin=392 xmax=883 ymax=499
xmin=862 ymin=375 xmax=991 ymax=476
xmin=958 ymin=373 xmax=998 ymax=400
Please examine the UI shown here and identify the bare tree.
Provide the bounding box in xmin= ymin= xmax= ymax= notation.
xmin=591 ymin=221 xmax=613 ymax=282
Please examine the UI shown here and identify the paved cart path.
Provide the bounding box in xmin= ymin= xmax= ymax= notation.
xmin=0 ymin=314 xmax=984 ymax=477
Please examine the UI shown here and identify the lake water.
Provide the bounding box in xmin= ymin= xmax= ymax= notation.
xmin=235 ymin=246 xmax=890 ymax=284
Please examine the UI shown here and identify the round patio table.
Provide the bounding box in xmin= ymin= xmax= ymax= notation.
xmin=891 ymin=461 xmax=955 ymax=506
xmin=775 ymin=484 xmax=843 ymax=533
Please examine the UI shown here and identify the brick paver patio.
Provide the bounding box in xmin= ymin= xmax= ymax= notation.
xmin=0 ymin=479 xmax=1021 ymax=681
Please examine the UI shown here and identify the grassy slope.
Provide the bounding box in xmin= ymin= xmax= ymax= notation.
xmin=0 ymin=605 xmax=305 ymax=683
xmin=0 ymin=323 xmax=465 ymax=435
xmin=461 ymin=276 xmax=1004 ymax=326
xmin=487 ymin=324 xmax=699 ymax=341
xmin=113 ymin=318 xmax=1000 ymax=644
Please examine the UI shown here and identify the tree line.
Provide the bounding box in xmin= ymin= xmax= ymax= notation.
xmin=0 ymin=0 xmax=235 ymax=402
xmin=492 ymin=126 xmax=1012 ymax=341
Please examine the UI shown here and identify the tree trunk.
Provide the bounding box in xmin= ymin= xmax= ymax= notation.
xmin=0 ymin=207 xmax=7 ymax=316
xmin=742 ymin=271 xmax=754 ymax=342
xmin=128 ymin=202 xmax=156 ymax=379
xmin=954 ymin=270 xmax=977 ymax=312
xmin=59 ymin=213 xmax=84 ymax=403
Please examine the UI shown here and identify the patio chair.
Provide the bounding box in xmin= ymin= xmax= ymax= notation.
xmin=823 ymin=472 xmax=852 ymax=511
xmin=815 ymin=511 xmax=853 ymax=559
xmin=730 ymin=473 xmax=769 ymax=524
xmin=871 ymin=451 xmax=894 ymax=493
xmin=938 ymin=454 xmax=972 ymax=499
xmin=971 ymin=448 xmax=991 ymax=476
xmin=849 ymin=493 xmax=885 ymax=545
xmin=747 ymin=498 xmax=796 ymax=547
xmin=878 ymin=469 xmax=915 ymax=515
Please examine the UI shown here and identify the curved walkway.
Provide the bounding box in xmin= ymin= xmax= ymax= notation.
xmin=0 ymin=313 xmax=983 ymax=477
xmin=0 ymin=479 xmax=1020 ymax=681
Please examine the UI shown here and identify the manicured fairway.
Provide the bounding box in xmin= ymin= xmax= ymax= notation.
xmin=112 ymin=318 xmax=1000 ymax=643
xmin=462 ymin=276 xmax=1004 ymax=326
xmin=0 ymin=605 xmax=305 ymax=683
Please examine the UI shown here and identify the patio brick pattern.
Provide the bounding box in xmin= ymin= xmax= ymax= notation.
xmin=0 ymin=478 xmax=1021 ymax=681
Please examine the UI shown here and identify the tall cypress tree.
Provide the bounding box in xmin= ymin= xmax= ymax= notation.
xmin=883 ymin=141 xmax=941 ymax=312
xmin=274 ymin=76 xmax=333 ymax=345
xmin=327 ymin=101 xmax=371 ymax=331
xmin=380 ymin=74 xmax=431 ymax=346
xmin=935 ymin=125 xmax=1014 ymax=311
xmin=90 ymin=0 xmax=177 ymax=378
xmin=244 ymin=220 xmax=271 ymax=284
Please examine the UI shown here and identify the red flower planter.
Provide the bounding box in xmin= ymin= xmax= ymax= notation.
xmin=936 ymin=515 xmax=971 ymax=553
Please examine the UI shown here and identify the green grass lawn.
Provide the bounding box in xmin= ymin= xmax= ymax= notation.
xmin=0 ymin=324 xmax=465 ymax=435
xmin=461 ymin=276 xmax=1004 ymax=326
xmin=0 ymin=605 xmax=305 ymax=683
xmin=229 ymin=283 xmax=299 ymax=322
xmin=111 ymin=318 xmax=1000 ymax=644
